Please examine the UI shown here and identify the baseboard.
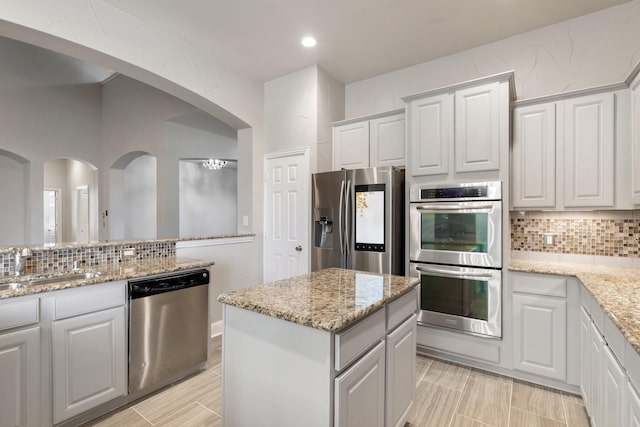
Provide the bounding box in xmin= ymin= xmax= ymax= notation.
xmin=211 ymin=320 xmax=223 ymax=337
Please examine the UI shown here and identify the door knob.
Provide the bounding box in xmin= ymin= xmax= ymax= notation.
xmin=295 ymin=245 xmax=303 ymax=252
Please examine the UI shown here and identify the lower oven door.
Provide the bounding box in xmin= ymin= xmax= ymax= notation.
xmin=410 ymin=262 xmax=502 ymax=338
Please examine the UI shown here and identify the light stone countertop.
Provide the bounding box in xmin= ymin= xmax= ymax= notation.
xmin=217 ymin=267 xmax=420 ymax=333
xmin=509 ymin=259 xmax=640 ymax=354
xmin=0 ymin=257 xmax=214 ymax=299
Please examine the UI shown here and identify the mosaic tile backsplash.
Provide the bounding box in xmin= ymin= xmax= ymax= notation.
xmin=511 ymin=212 xmax=640 ymax=257
xmin=0 ymin=241 xmax=176 ymax=276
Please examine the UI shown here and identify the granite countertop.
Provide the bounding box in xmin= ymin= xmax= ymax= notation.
xmin=510 ymin=259 xmax=640 ymax=354
xmin=0 ymin=257 xmax=214 ymax=299
xmin=218 ymin=268 xmax=419 ymax=333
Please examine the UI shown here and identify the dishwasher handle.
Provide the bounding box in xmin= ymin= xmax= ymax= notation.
xmin=128 ymin=269 xmax=209 ymax=299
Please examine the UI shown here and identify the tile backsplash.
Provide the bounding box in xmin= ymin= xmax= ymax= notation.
xmin=510 ymin=211 xmax=640 ymax=257
xmin=0 ymin=241 xmax=176 ymax=276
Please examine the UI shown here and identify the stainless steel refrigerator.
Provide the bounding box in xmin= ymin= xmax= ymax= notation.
xmin=311 ymin=166 xmax=404 ymax=275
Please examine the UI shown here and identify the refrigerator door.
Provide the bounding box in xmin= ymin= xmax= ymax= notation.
xmin=350 ymin=167 xmax=404 ymax=275
xmin=311 ymin=170 xmax=347 ymax=271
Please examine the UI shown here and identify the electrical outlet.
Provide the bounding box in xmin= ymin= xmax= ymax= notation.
xmin=543 ymin=233 xmax=555 ymax=246
xmin=121 ymin=247 xmax=137 ymax=258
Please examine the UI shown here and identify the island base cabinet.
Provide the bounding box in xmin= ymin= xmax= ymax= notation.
xmin=335 ymin=340 xmax=386 ymax=427
xmin=52 ymin=306 xmax=127 ymax=424
xmin=0 ymin=327 xmax=40 ymax=427
xmin=386 ymin=314 xmax=417 ymax=427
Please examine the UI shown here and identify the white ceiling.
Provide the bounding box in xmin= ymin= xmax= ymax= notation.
xmin=103 ymin=0 xmax=632 ymax=84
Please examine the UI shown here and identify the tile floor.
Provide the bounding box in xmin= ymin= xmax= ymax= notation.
xmin=85 ymin=338 xmax=590 ymax=427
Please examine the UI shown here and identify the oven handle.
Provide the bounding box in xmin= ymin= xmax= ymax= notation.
xmin=415 ymin=204 xmax=495 ymax=211
xmin=415 ymin=265 xmax=493 ymax=280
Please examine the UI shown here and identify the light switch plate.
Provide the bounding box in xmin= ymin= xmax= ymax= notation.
xmin=543 ymin=233 xmax=555 ymax=246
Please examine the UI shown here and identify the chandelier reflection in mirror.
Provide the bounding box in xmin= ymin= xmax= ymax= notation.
xmin=202 ymin=158 xmax=228 ymax=170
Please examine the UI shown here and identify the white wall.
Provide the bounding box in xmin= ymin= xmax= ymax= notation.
xmin=345 ymin=0 xmax=640 ymax=117
xmin=123 ymin=155 xmax=157 ymax=240
xmin=179 ymin=162 xmax=237 ymax=238
xmin=317 ymin=67 xmax=345 ymax=173
xmin=0 ymin=153 xmax=26 ymax=246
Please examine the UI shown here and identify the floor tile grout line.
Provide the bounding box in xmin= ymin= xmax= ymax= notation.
xmin=195 ymin=401 xmax=222 ymax=418
xmin=512 ymin=406 xmax=570 ymax=425
xmin=132 ymin=407 xmax=155 ymax=426
xmin=446 ymin=369 xmax=470 ymax=427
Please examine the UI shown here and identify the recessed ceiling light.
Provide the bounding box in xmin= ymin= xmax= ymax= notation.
xmin=301 ymin=36 xmax=317 ymax=48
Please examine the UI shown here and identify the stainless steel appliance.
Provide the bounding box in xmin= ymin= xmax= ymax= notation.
xmin=409 ymin=181 xmax=502 ymax=268
xmin=128 ymin=269 xmax=209 ymax=394
xmin=409 ymin=181 xmax=503 ymax=338
xmin=409 ymin=262 xmax=502 ymax=338
xmin=311 ymin=166 xmax=404 ymax=275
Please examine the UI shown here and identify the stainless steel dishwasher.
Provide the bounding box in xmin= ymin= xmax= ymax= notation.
xmin=128 ymin=268 xmax=209 ymax=394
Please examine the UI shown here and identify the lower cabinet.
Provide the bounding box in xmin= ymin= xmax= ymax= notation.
xmin=512 ymin=293 xmax=567 ymax=380
xmin=602 ymin=345 xmax=625 ymax=427
xmin=580 ymin=307 xmax=592 ymax=409
xmin=386 ymin=314 xmax=417 ymax=427
xmin=626 ymin=381 xmax=640 ymax=426
xmin=589 ymin=318 xmax=605 ymax=427
xmin=334 ymin=340 xmax=386 ymax=427
xmin=0 ymin=326 xmax=40 ymax=427
xmin=52 ymin=305 xmax=127 ymax=423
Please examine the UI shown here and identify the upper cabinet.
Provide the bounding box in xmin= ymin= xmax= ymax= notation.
xmin=403 ymin=73 xmax=513 ymax=181
xmin=512 ymin=88 xmax=626 ymax=210
xmin=631 ymin=71 xmax=640 ymax=205
xmin=332 ymin=111 xmax=405 ymax=170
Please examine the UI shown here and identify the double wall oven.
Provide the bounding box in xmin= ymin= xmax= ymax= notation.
xmin=409 ymin=181 xmax=503 ymax=338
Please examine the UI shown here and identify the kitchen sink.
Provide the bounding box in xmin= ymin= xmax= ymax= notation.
xmin=0 ymin=271 xmax=104 ymax=291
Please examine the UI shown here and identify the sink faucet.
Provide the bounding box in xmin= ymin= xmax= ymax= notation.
xmin=11 ymin=247 xmax=33 ymax=276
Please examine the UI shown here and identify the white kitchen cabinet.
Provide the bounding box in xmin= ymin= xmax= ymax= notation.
xmin=370 ymin=113 xmax=405 ymax=168
xmin=512 ymin=293 xmax=567 ymax=380
xmin=580 ymin=306 xmax=592 ymax=410
xmin=386 ymin=314 xmax=417 ymax=427
xmin=52 ymin=305 xmax=127 ymax=423
xmin=626 ymin=382 xmax=640 ymax=427
xmin=333 ymin=112 xmax=405 ymax=170
xmin=454 ymin=81 xmax=501 ymax=173
xmin=562 ymin=92 xmax=614 ymax=208
xmin=631 ymin=72 xmax=640 ymax=204
xmin=333 ymin=121 xmax=370 ymax=170
xmin=335 ymin=340 xmax=386 ymax=427
xmin=407 ymin=93 xmax=452 ymax=176
xmin=590 ymin=320 xmax=605 ymax=427
xmin=602 ymin=345 xmax=625 ymax=427
xmin=0 ymin=326 xmax=40 ymax=427
xmin=512 ymin=103 xmax=556 ymax=208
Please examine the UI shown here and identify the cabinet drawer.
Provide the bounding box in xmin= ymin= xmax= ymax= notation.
xmin=387 ymin=288 xmax=418 ymax=332
xmin=511 ymin=272 xmax=566 ymax=297
xmin=54 ymin=282 xmax=125 ymax=319
xmin=335 ymin=308 xmax=385 ymax=371
xmin=0 ymin=298 xmax=39 ymax=331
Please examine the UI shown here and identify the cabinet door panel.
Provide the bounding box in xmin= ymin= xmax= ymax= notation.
xmin=333 ymin=121 xmax=370 ymax=170
xmin=626 ymin=381 xmax=640 ymax=427
xmin=409 ymin=94 xmax=452 ymax=176
xmin=563 ymin=93 xmax=614 ymax=207
xmin=512 ymin=103 xmax=556 ymax=208
xmin=513 ymin=294 xmax=566 ymax=380
xmin=632 ymin=75 xmax=640 ymax=204
xmin=590 ymin=321 xmax=605 ymax=427
xmin=455 ymin=82 xmax=500 ymax=173
xmin=602 ymin=346 xmax=625 ymax=427
xmin=0 ymin=327 xmax=39 ymax=427
xmin=370 ymin=113 xmax=405 ymax=167
xmin=335 ymin=340 xmax=385 ymax=427
xmin=52 ymin=306 xmax=127 ymax=423
xmin=580 ymin=306 xmax=592 ymax=411
xmin=386 ymin=314 xmax=416 ymax=427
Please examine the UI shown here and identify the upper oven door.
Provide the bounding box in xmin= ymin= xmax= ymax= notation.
xmin=409 ymin=200 xmax=502 ymax=268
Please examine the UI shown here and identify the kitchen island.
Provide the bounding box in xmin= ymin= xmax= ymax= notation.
xmin=217 ymin=267 xmax=419 ymax=427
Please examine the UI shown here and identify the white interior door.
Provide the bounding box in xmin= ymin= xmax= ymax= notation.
xmin=76 ymin=185 xmax=89 ymax=243
xmin=44 ymin=188 xmax=61 ymax=244
xmin=264 ymin=149 xmax=310 ymax=283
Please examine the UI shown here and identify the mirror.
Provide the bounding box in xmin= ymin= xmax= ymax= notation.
xmin=0 ymin=35 xmax=239 ymax=246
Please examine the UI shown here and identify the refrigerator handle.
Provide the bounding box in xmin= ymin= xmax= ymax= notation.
xmin=345 ymin=180 xmax=351 ymax=255
xmin=338 ymin=180 xmax=345 ymax=254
